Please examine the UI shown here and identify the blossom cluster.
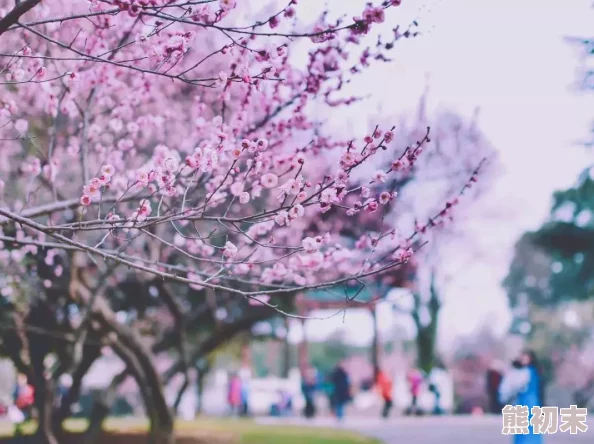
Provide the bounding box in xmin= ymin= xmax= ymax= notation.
xmin=0 ymin=0 xmax=478 ymax=300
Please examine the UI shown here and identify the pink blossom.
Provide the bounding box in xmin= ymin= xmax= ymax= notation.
xmin=83 ymin=183 xmax=101 ymax=199
xmin=391 ymin=159 xmax=406 ymax=171
xmin=320 ymin=188 xmax=337 ymax=204
xmin=296 ymin=191 xmax=307 ymax=202
xmin=293 ymin=274 xmax=306 ymax=286
xmin=136 ymin=171 xmax=149 ymax=186
xmin=256 ymin=139 xmax=269 ymax=151
xmin=249 ymin=294 xmax=271 ymax=306
xmin=0 ymin=0 xmax=482 ymax=330
xmin=185 ymin=155 xmax=197 ymax=168
xmin=230 ymin=181 xmax=245 ymax=196
xmin=393 ymin=247 xmax=414 ymax=262
xmin=355 ymin=235 xmax=370 ymax=249
xmin=230 ymin=146 xmax=242 ymax=159
xmin=139 ymin=199 xmax=152 ymax=216
xmin=219 ymin=0 xmax=237 ymax=10
xmin=279 ymin=176 xmax=303 ymax=197
xmin=372 ymin=170 xmax=387 ymax=183
xmin=261 ymin=173 xmax=278 ymax=188
xmin=223 ymin=241 xmax=238 ymax=258
xmin=164 ymin=185 xmax=177 ymax=197
xmin=239 ymin=191 xmax=250 ymax=204
xmin=14 ymin=119 xmax=28 ymax=133
xmin=289 ymin=204 xmax=305 ymax=218
xmin=36 ymin=66 xmax=47 ymax=79
xmin=274 ymin=210 xmax=289 ymax=226
xmin=379 ymin=191 xmax=394 ymax=204
xmin=101 ymin=164 xmax=115 ymax=176
xmin=367 ymin=201 xmax=379 ymax=212
xmin=187 ymin=272 xmax=204 ymax=291
xmin=340 ymin=151 xmax=357 ymax=167
xmin=302 ymin=237 xmax=317 ymax=252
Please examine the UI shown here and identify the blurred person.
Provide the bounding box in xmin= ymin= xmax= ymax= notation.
xmin=499 ymin=351 xmax=544 ymax=444
xmin=12 ymin=373 xmax=34 ymax=436
xmin=330 ymin=362 xmax=351 ymax=421
xmin=301 ymin=366 xmax=318 ymax=419
xmin=498 ymin=359 xmax=526 ymax=405
xmin=486 ymin=360 xmax=504 ymax=413
xmin=270 ymin=389 xmax=293 ymax=417
xmin=238 ymin=366 xmax=251 ymax=417
xmin=374 ymin=366 xmax=393 ymax=419
xmin=428 ymin=363 xmax=447 ymax=415
xmin=405 ymin=368 xmax=423 ymax=415
xmin=227 ymin=373 xmax=242 ymax=416
xmin=56 ymin=373 xmax=73 ymax=408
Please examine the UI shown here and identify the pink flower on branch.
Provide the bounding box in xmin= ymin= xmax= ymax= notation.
xmin=0 ymin=0 xmax=488 ymax=316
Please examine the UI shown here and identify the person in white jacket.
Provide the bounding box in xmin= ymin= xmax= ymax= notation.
xmin=498 ymin=359 xmax=530 ymax=406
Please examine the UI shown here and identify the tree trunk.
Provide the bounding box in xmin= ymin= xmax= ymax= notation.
xmin=413 ymin=272 xmax=441 ymax=374
xmin=54 ymin=346 xmax=101 ymax=429
xmin=416 ymin=327 xmax=436 ymax=373
xmin=172 ymin=375 xmax=189 ymax=416
xmin=281 ymin=317 xmax=291 ymax=378
xmin=109 ymin=333 xmax=174 ymax=444
xmin=84 ymin=370 xmax=128 ymax=444
xmin=298 ymin=318 xmax=309 ymax=375
xmin=27 ymin=305 xmax=59 ymax=444
xmin=35 ymin=373 xmax=59 ymax=444
xmin=370 ymin=304 xmax=380 ymax=370
xmin=72 ymin=282 xmax=175 ymax=444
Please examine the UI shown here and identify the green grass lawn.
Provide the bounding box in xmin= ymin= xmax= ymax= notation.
xmin=177 ymin=419 xmax=380 ymax=444
xmin=0 ymin=417 xmax=380 ymax=444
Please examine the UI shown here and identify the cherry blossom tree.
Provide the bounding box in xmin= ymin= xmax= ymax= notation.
xmin=0 ymin=1 xmax=485 ymax=443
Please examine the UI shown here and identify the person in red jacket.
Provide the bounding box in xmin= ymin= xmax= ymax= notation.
xmin=227 ymin=373 xmax=242 ymax=416
xmin=406 ymin=368 xmax=423 ymax=415
xmin=374 ymin=366 xmax=393 ymax=419
xmin=12 ymin=373 xmax=34 ymax=436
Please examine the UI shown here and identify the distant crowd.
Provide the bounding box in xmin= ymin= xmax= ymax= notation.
xmin=226 ymin=360 xmax=447 ymax=420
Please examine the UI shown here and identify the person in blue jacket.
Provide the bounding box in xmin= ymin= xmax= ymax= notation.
xmin=330 ymin=362 xmax=351 ymax=421
xmin=499 ymin=350 xmax=544 ymax=444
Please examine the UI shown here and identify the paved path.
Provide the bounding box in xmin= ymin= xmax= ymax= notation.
xmin=258 ymin=415 xmax=594 ymax=443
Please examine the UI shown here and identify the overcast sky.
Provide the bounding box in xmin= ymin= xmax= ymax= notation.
xmin=283 ymin=0 xmax=594 ymax=350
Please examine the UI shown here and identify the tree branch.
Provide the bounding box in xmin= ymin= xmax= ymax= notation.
xmin=0 ymin=0 xmax=41 ymax=36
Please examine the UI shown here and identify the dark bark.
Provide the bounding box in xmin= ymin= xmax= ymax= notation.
xmin=413 ymin=272 xmax=441 ymax=374
xmin=370 ymin=305 xmax=379 ymax=369
xmin=281 ymin=317 xmax=291 ymax=378
xmin=55 ymin=345 xmax=101 ymax=427
xmin=297 ymin=318 xmax=309 ymax=374
xmin=155 ymin=282 xmax=191 ymax=418
xmin=0 ymin=0 xmax=41 ymax=36
xmin=172 ymin=375 xmax=189 ymax=415
xmin=163 ymin=307 xmax=274 ymax=383
xmin=195 ymin=364 xmax=209 ymax=416
xmin=26 ymin=303 xmax=59 ymax=444
xmin=72 ymin=275 xmax=174 ymax=444
xmin=98 ymin=317 xmax=174 ymax=444
xmin=83 ymin=370 xmax=129 ymax=444
xmin=31 ymin=361 xmax=59 ymax=444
